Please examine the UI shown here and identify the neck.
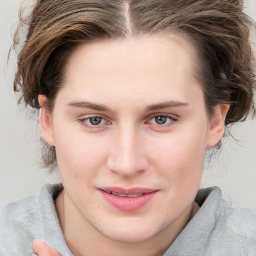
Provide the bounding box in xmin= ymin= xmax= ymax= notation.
xmin=55 ymin=190 xmax=198 ymax=256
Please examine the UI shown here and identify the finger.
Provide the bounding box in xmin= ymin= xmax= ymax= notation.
xmin=32 ymin=239 xmax=59 ymax=256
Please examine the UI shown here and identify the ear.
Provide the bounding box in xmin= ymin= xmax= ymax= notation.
xmin=206 ymin=104 xmax=229 ymax=148
xmin=38 ymin=95 xmax=55 ymax=146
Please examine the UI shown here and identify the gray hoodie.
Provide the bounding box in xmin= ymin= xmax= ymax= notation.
xmin=0 ymin=184 xmax=256 ymax=255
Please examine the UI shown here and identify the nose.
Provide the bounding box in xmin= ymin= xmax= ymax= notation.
xmin=107 ymin=125 xmax=149 ymax=177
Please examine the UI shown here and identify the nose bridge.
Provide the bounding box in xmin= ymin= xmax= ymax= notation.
xmin=107 ymin=123 xmax=147 ymax=176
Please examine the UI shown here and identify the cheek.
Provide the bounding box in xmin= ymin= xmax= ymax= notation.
xmin=54 ymin=131 xmax=108 ymax=179
xmin=150 ymin=130 xmax=207 ymax=182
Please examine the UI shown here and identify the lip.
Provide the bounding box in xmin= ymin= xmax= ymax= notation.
xmin=99 ymin=187 xmax=158 ymax=212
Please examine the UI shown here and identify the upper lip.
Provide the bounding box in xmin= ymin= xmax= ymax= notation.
xmin=99 ymin=187 xmax=158 ymax=195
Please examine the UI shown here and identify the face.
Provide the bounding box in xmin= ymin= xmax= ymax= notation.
xmin=40 ymin=34 xmax=227 ymax=245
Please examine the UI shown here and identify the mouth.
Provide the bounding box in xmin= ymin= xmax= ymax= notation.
xmin=103 ymin=190 xmax=146 ymax=198
xmin=98 ymin=187 xmax=158 ymax=211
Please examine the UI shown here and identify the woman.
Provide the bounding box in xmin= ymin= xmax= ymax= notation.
xmin=1 ymin=0 xmax=255 ymax=255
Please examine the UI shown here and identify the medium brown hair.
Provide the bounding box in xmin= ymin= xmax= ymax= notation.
xmin=13 ymin=0 xmax=256 ymax=170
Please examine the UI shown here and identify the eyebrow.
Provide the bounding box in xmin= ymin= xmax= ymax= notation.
xmin=145 ymin=101 xmax=189 ymax=112
xmin=67 ymin=101 xmax=111 ymax=112
xmin=67 ymin=100 xmax=189 ymax=112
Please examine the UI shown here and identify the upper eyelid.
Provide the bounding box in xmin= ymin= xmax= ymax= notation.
xmin=77 ymin=113 xmax=109 ymax=120
xmin=146 ymin=112 xmax=178 ymax=120
xmin=148 ymin=115 xmax=176 ymax=122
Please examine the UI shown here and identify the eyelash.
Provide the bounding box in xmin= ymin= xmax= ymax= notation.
xmin=77 ymin=116 xmax=109 ymax=128
xmin=147 ymin=114 xmax=177 ymax=127
xmin=77 ymin=114 xmax=178 ymax=129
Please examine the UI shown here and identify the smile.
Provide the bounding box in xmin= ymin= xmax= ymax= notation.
xmin=99 ymin=187 xmax=158 ymax=211
xmin=104 ymin=191 xmax=145 ymax=198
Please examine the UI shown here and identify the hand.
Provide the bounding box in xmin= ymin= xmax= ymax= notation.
xmin=32 ymin=239 xmax=60 ymax=256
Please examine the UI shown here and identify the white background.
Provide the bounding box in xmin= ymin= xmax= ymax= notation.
xmin=0 ymin=0 xmax=256 ymax=208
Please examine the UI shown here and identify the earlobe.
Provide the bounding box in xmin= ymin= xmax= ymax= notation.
xmin=38 ymin=95 xmax=55 ymax=146
xmin=206 ymin=104 xmax=229 ymax=148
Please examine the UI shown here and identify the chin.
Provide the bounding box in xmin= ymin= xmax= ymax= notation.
xmin=98 ymin=220 xmax=165 ymax=244
xmin=107 ymin=231 xmax=154 ymax=244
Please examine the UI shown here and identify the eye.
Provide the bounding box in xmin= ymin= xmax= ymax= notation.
xmin=149 ymin=115 xmax=176 ymax=126
xmin=78 ymin=116 xmax=108 ymax=128
xmin=87 ymin=117 xmax=103 ymax=126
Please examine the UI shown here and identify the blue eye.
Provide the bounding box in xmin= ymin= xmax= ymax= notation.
xmin=87 ymin=117 xmax=103 ymax=126
xmin=79 ymin=116 xmax=106 ymax=127
xmin=151 ymin=115 xmax=173 ymax=125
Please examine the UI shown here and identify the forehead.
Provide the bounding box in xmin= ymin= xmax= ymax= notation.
xmin=58 ymin=34 xmax=203 ymax=109
xmin=66 ymin=34 xmax=198 ymax=81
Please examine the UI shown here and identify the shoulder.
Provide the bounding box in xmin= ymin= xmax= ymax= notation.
xmin=221 ymin=204 xmax=256 ymax=238
xmin=0 ymin=184 xmax=63 ymax=255
xmin=205 ymin=188 xmax=256 ymax=255
xmin=0 ymin=192 xmax=39 ymax=254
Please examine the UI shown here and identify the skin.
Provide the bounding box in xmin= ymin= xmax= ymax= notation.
xmin=32 ymin=240 xmax=59 ymax=256
xmin=36 ymin=34 xmax=228 ymax=256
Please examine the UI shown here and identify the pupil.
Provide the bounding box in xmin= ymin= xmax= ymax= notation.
xmin=155 ymin=116 xmax=167 ymax=125
xmin=90 ymin=117 xmax=102 ymax=125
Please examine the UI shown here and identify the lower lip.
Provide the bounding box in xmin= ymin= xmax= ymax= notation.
xmin=99 ymin=190 xmax=157 ymax=212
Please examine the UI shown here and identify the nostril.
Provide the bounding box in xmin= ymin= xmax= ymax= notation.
xmin=106 ymin=154 xmax=148 ymax=177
